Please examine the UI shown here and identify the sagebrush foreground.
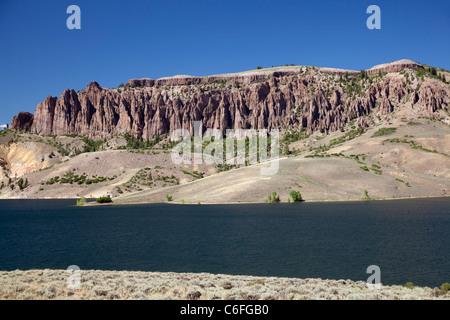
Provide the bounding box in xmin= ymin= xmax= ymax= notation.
xmin=1 ymin=269 xmax=449 ymax=300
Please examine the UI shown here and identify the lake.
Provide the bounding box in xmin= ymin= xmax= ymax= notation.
xmin=0 ymin=197 xmax=448 ymax=287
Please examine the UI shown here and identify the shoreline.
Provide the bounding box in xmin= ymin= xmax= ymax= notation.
xmin=1 ymin=269 xmax=448 ymax=300
xmin=0 ymin=194 xmax=448 ymax=206
xmin=116 ymin=194 xmax=449 ymax=206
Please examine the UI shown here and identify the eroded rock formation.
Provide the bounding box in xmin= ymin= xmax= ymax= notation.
xmin=10 ymin=60 xmax=449 ymax=140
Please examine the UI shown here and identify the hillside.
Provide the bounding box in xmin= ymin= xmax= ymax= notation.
xmin=1 ymin=59 xmax=449 ymax=202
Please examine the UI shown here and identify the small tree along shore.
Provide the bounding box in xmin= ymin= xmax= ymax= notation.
xmin=96 ymin=196 xmax=112 ymax=204
xmin=267 ymin=190 xmax=304 ymax=203
xmin=267 ymin=192 xmax=280 ymax=203
xmin=289 ymin=190 xmax=304 ymax=202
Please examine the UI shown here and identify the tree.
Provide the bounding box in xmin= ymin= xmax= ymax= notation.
xmin=96 ymin=196 xmax=112 ymax=203
xmin=267 ymin=192 xmax=280 ymax=203
xmin=430 ymin=67 xmax=437 ymax=76
xmin=283 ymin=144 xmax=291 ymax=155
xmin=289 ymin=190 xmax=303 ymax=202
xmin=76 ymin=197 xmax=85 ymax=206
xmin=360 ymin=70 xmax=367 ymax=79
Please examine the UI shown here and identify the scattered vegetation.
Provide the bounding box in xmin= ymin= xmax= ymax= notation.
xmin=16 ymin=178 xmax=30 ymax=190
xmin=119 ymin=133 xmax=161 ymax=150
xmin=309 ymin=126 xmax=365 ymax=155
xmin=45 ymin=171 xmax=116 ymax=185
xmin=281 ymin=129 xmax=309 ymax=145
xmin=81 ymin=137 xmax=104 ymax=153
xmin=121 ymin=167 xmax=179 ymax=193
xmin=1 ymin=269 xmax=448 ymax=300
xmin=440 ymin=283 xmax=450 ymax=296
xmin=404 ymin=282 xmax=415 ymax=289
xmin=416 ymin=65 xmax=448 ymax=83
xmin=384 ymin=138 xmax=448 ymax=157
xmin=76 ymin=197 xmax=85 ymax=206
xmin=96 ymin=196 xmax=112 ymax=204
xmin=372 ymin=127 xmax=397 ymax=137
xmin=216 ymin=164 xmax=240 ymax=173
xmin=289 ymin=190 xmax=304 ymax=202
xmin=182 ymin=170 xmax=204 ymax=179
xmin=266 ymin=192 xmax=280 ymax=203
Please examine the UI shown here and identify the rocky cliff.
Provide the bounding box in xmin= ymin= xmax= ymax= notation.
xmin=11 ymin=60 xmax=449 ymax=140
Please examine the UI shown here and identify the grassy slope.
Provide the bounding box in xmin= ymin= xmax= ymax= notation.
xmin=116 ymin=114 xmax=449 ymax=204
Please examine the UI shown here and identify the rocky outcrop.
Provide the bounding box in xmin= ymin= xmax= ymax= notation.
xmin=366 ymin=59 xmax=422 ymax=74
xmin=10 ymin=60 xmax=449 ymax=140
xmin=11 ymin=112 xmax=34 ymax=131
xmin=126 ymin=69 xmax=300 ymax=88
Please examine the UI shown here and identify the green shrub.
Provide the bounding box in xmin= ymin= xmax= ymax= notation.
xmin=267 ymin=192 xmax=280 ymax=203
xmin=182 ymin=170 xmax=203 ymax=179
xmin=289 ymin=190 xmax=303 ymax=202
xmin=440 ymin=282 xmax=450 ymax=296
xmin=96 ymin=196 xmax=112 ymax=204
xmin=404 ymin=282 xmax=414 ymax=289
xmin=165 ymin=194 xmax=173 ymax=202
xmin=372 ymin=127 xmax=397 ymax=137
xmin=76 ymin=197 xmax=85 ymax=206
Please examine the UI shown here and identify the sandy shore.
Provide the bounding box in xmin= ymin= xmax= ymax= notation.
xmin=112 ymin=194 xmax=449 ymax=206
xmin=0 ymin=269 xmax=448 ymax=300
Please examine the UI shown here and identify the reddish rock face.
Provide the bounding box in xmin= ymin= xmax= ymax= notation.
xmin=11 ymin=112 xmax=34 ymax=131
xmin=10 ymin=64 xmax=450 ymax=140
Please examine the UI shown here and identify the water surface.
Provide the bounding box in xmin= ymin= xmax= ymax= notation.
xmin=0 ymin=198 xmax=448 ymax=286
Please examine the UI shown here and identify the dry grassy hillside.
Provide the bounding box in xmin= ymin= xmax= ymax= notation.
xmin=1 ymin=65 xmax=449 ymax=203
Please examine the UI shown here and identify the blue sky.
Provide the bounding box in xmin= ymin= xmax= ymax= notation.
xmin=0 ymin=0 xmax=449 ymax=125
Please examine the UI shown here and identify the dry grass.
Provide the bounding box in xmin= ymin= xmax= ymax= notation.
xmin=0 ymin=269 xmax=448 ymax=300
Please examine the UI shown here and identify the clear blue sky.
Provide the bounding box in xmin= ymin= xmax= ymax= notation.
xmin=0 ymin=0 xmax=449 ymax=125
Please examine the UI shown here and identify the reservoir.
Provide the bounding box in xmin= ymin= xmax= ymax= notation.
xmin=0 ymin=197 xmax=448 ymax=287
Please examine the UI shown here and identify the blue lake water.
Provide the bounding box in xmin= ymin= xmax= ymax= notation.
xmin=0 ymin=198 xmax=449 ymax=287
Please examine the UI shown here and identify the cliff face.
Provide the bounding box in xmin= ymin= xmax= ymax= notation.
xmin=10 ymin=112 xmax=33 ymax=132
xmin=11 ymin=60 xmax=449 ymax=140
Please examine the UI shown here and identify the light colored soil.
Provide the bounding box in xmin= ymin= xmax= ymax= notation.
xmin=0 ymin=269 xmax=448 ymax=300
xmin=116 ymin=114 xmax=450 ymax=204
xmin=1 ymin=100 xmax=449 ymax=203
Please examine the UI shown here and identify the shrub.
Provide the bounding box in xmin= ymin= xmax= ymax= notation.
xmin=404 ymin=282 xmax=414 ymax=289
xmin=76 ymin=197 xmax=85 ymax=206
xmin=182 ymin=170 xmax=203 ymax=179
xmin=440 ymin=283 xmax=450 ymax=296
xmin=96 ymin=196 xmax=112 ymax=204
xmin=289 ymin=190 xmax=303 ymax=202
xmin=267 ymin=192 xmax=280 ymax=203
xmin=372 ymin=127 xmax=397 ymax=137
xmin=165 ymin=194 xmax=173 ymax=202
xmin=283 ymin=144 xmax=291 ymax=155
xmin=363 ymin=190 xmax=370 ymax=199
